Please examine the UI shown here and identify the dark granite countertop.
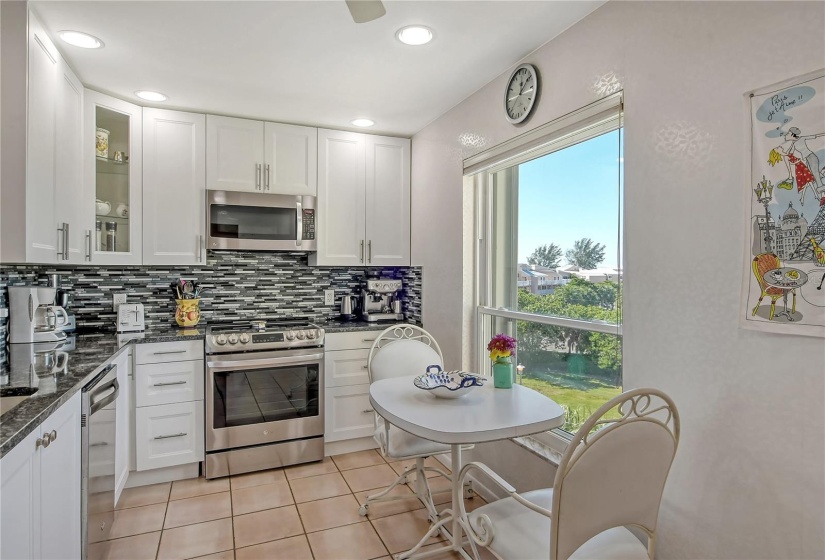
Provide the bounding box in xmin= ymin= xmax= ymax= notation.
xmin=0 ymin=320 xmax=412 ymax=458
xmin=319 ymin=318 xmax=417 ymax=333
xmin=0 ymin=325 xmax=207 ymax=459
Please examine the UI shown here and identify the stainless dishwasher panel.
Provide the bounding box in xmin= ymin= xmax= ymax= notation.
xmin=81 ymin=364 xmax=119 ymax=559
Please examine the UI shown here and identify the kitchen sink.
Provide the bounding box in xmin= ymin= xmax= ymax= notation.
xmin=0 ymin=387 xmax=39 ymax=415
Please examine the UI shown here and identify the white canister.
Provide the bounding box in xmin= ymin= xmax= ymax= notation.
xmin=96 ymin=127 xmax=109 ymax=158
xmin=115 ymin=203 xmax=129 ymax=218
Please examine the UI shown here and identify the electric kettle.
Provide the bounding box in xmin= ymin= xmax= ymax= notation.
xmin=340 ymin=295 xmax=358 ymax=320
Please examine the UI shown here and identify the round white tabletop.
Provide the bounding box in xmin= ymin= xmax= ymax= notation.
xmin=369 ymin=377 xmax=565 ymax=445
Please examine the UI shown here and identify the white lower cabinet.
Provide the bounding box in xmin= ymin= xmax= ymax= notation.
xmin=324 ymin=331 xmax=382 ymax=444
xmin=325 ymin=384 xmax=375 ymax=443
xmin=132 ymin=342 xmax=205 ymax=473
xmin=135 ymin=401 xmax=204 ymax=471
xmin=0 ymin=392 xmax=81 ymax=560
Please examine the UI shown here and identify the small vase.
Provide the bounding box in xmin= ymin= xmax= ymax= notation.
xmin=493 ymin=357 xmax=513 ymax=389
xmin=175 ymin=298 xmax=200 ymax=327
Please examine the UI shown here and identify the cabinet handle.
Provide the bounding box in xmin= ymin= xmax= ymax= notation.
xmin=56 ymin=222 xmax=69 ymax=260
xmin=37 ymin=432 xmax=52 ymax=449
xmin=49 ymin=430 xmax=57 ymax=441
xmin=265 ymin=164 xmax=270 ymax=190
xmin=361 ymin=409 xmax=374 ymax=414
xmin=153 ymin=381 xmax=187 ymax=387
xmin=85 ymin=230 xmax=92 ymax=261
xmin=154 ymin=432 xmax=187 ymax=440
xmin=368 ymin=240 xmax=372 ymax=263
xmin=361 ymin=338 xmax=376 ymax=342
xmin=57 ymin=223 xmax=69 ymax=260
xmin=199 ymin=235 xmax=205 ymax=262
xmin=360 ymin=240 xmax=364 ymax=263
xmin=255 ymin=163 xmax=262 ymax=189
xmin=362 ymin=365 xmax=368 ymax=369
xmin=152 ymin=350 xmax=187 ymax=355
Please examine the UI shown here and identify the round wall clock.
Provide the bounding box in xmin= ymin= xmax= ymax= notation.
xmin=504 ymin=63 xmax=539 ymax=124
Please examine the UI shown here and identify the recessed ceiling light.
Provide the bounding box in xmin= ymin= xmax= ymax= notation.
xmin=58 ymin=31 xmax=103 ymax=49
xmin=351 ymin=118 xmax=375 ymax=127
xmin=135 ymin=91 xmax=168 ymax=102
xmin=396 ymin=25 xmax=433 ymax=46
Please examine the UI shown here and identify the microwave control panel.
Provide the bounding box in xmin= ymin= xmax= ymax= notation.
xmin=303 ymin=209 xmax=316 ymax=240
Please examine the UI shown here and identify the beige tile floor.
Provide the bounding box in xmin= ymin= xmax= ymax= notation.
xmin=89 ymin=450 xmax=493 ymax=560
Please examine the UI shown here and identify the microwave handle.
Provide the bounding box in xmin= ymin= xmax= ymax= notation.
xmin=296 ymin=200 xmax=303 ymax=247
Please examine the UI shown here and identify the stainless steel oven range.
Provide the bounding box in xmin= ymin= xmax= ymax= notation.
xmin=205 ymin=320 xmax=324 ymax=479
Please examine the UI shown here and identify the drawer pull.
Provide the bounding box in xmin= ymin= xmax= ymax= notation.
xmin=154 ymin=432 xmax=187 ymax=440
xmin=152 ymin=350 xmax=188 ymax=355
xmin=153 ymin=381 xmax=187 ymax=387
xmin=361 ymin=338 xmax=376 ymax=343
xmin=362 ymin=409 xmax=374 ymax=414
xmin=362 ymin=365 xmax=368 ymax=369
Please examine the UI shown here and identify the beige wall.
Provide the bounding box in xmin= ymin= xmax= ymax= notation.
xmin=411 ymin=2 xmax=825 ymax=558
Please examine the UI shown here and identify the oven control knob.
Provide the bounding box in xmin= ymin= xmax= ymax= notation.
xmin=286 ymin=331 xmax=296 ymax=340
xmin=306 ymin=330 xmax=316 ymax=339
xmin=296 ymin=330 xmax=306 ymax=340
xmin=239 ymin=333 xmax=250 ymax=344
xmin=228 ymin=334 xmax=239 ymax=344
xmin=215 ymin=334 xmax=227 ymax=345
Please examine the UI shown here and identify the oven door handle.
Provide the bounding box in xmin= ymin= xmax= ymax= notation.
xmin=207 ymin=352 xmax=324 ymax=372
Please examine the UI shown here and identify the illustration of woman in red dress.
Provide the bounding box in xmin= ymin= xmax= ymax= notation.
xmin=769 ymin=127 xmax=825 ymax=206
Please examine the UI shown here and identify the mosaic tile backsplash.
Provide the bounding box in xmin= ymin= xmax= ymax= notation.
xmin=0 ymin=251 xmax=422 ymax=335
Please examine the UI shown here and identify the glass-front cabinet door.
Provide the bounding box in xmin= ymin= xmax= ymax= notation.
xmin=84 ymin=90 xmax=142 ymax=264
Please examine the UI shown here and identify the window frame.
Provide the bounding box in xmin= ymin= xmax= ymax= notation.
xmin=468 ymin=94 xmax=624 ymax=452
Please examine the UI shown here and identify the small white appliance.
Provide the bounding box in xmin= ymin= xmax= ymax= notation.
xmin=116 ymin=303 xmax=145 ymax=332
xmin=7 ymin=286 xmax=69 ymax=343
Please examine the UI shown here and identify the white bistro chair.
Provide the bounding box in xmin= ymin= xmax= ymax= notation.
xmin=458 ymin=388 xmax=680 ymax=560
xmin=359 ymin=324 xmax=460 ymax=520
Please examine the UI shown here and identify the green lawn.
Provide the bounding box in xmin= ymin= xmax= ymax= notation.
xmin=520 ymin=375 xmax=622 ymax=433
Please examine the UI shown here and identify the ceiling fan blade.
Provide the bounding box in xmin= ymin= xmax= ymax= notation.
xmin=345 ymin=0 xmax=386 ymax=23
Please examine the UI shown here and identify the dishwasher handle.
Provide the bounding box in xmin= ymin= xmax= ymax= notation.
xmin=90 ymin=376 xmax=120 ymax=415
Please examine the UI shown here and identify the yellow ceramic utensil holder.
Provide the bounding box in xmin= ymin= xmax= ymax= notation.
xmin=175 ymin=298 xmax=200 ymax=327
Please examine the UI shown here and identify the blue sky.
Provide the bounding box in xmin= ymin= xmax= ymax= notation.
xmin=518 ymin=130 xmax=623 ymax=267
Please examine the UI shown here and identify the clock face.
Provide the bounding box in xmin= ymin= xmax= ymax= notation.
xmin=505 ymin=64 xmax=538 ymax=124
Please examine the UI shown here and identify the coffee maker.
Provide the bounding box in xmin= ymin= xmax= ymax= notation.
xmin=361 ymin=278 xmax=404 ymax=322
xmin=7 ymin=286 xmax=70 ymax=343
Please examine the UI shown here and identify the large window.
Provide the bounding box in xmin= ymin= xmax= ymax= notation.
xmin=472 ymin=99 xmax=623 ymax=437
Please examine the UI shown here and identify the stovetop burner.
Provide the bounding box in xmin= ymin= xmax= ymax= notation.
xmin=205 ymin=319 xmax=324 ymax=354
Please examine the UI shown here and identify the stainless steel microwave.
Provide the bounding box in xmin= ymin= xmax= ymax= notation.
xmin=207 ymin=190 xmax=317 ymax=252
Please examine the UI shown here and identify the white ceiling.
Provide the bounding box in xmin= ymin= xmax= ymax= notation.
xmin=33 ymin=1 xmax=605 ymax=137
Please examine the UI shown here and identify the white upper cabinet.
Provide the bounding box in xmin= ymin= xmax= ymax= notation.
xmin=207 ymin=116 xmax=318 ymax=195
xmin=311 ymin=130 xmax=410 ymax=266
xmin=365 ymin=135 xmax=410 ymax=266
xmin=312 ymin=129 xmax=367 ymax=266
xmin=143 ymin=108 xmax=206 ymax=265
xmin=206 ymin=115 xmax=264 ymax=192
xmin=263 ymin=122 xmax=318 ymax=195
xmin=0 ymin=6 xmax=86 ymax=265
xmin=55 ymin=58 xmax=85 ymax=264
xmin=84 ymin=90 xmax=143 ymax=265
xmin=25 ymin=12 xmax=59 ymax=263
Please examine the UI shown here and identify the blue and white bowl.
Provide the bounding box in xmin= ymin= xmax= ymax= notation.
xmin=414 ymin=365 xmax=485 ymax=399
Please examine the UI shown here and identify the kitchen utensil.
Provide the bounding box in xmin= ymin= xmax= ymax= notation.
xmin=413 ymin=365 xmax=485 ymax=399
xmin=340 ymin=294 xmax=358 ymax=320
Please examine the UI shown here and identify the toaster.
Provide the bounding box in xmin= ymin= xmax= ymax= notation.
xmin=117 ymin=303 xmax=145 ymax=332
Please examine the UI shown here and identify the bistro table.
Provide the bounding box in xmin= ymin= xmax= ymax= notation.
xmin=369 ymin=377 xmax=565 ymax=560
xmin=763 ymin=267 xmax=809 ymax=321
